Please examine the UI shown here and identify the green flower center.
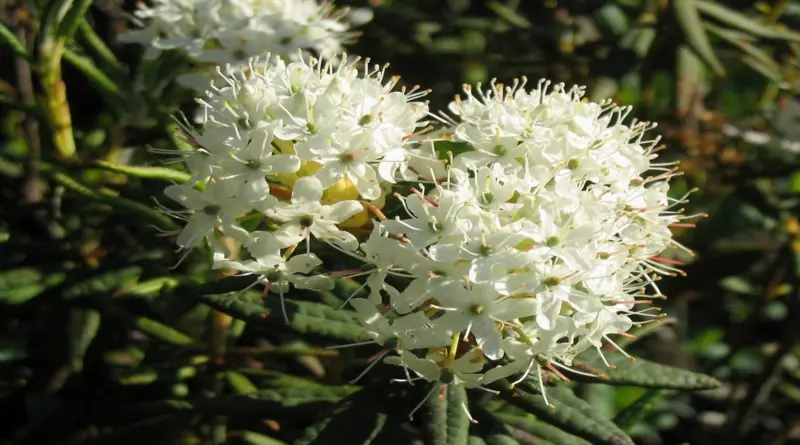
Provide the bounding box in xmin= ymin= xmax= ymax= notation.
xmin=440 ymin=369 xmax=455 ymax=384
xmin=567 ymin=158 xmax=580 ymax=169
xmin=543 ymin=276 xmax=561 ymax=287
xmin=266 ymin=270 xmax=283 ymax=282
xmin=429 ymin=221 xmax=444 ymax=233
xmin=358 ymin=114 xmax=374 ymax=126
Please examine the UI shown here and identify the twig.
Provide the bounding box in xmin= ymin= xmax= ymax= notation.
xmin=10 ymin=6 xmax=44 ymax=203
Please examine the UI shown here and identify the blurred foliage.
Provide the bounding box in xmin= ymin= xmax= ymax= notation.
xmin=1 ymin=0 xmax=800 ymax=444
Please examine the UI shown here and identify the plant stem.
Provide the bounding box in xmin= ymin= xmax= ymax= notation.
xmin=10 ymin=6 xmax=44 ymax=202
xmin=40 ymin=43 xmax=77 ymax=160
xmin=210 ymin=308 xmax=231 ymax=445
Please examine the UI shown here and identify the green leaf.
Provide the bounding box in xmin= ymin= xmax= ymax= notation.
xmin=196 ymin=293 xmax=369 ymax=343
xmin=56 ymin=0 xmax=93 ymax=39
xmin=593 ymin=4 xmax=629 ymax=37
xmin=67 ymin=308 xmax=101 ymax=372
xmin=491 ymin=380 xmax=633 ymax=445
xmin=77 ymin=20 xmax=125 ymax=78
xmin=294 ymin=384 xmax=405 ymax=445
xmin=0 ymin=23 xmax=30 ymax=59
xmin=241 ymin=431 xmax=288 ymax=445
xmin=92 ymin=161 xmax=192 ymax=184
xmin=704 ymin=23 xmax=783 ymax=81
xmin=47 ymin=170 xmax=178 ymax=230
xmin=695 ymin=1 xmax=800 ymax=41
xmin=126 ymin=385 xmax=353 ymax=419
xmin=132 ymin=317 xmax=194 ymax=346
xmin=675 ymin=45 xmax=707 ymax=118
xmin=227 ymin=371 xmax=259 ymax=394
xmin=470 ymin=406 xmax=521 ymax=445
xmin=570 ymin=352 xmax=721 ymax=390
xmin=190 ymin=275 xmax=258 ymax=295
xmin=496 ymin=413 xmax=592 ymax=445
xmin=0 ymin=267 xmax=45 ymax=292
xmin=620 ymin=26 xmax=656 ymax=58
xmin=236 ymin=369 xmax=346 ymax=390
xmin=790 ymin=170 xmax=800 ymax=194
xmin=426 ymin=384 xmax=470 ymax=445
xmin=62 ymin=266 xmax=142 ymax=300
xmin=484 ymin=434 xmax=519 ymax=445
xmin=113 ymin=364 xmax=199 ymax=385
xmin=120 ymin=277 xmax=181 ymax=298
xmin=741 ymin=55 xmax=783 ymax=83
xmin=673 ymin=0 xmax=726 ymax=76
xmin=0 ymin=266 xmax=68 ymax=304
xmin=613 ymin=389 xmax=669 ymax=432
xmin=486 ymin=2 xmax=530 ymax=28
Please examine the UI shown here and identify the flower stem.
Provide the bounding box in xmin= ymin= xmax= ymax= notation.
xmin=39 ymin=39 xmax=76 ymax=159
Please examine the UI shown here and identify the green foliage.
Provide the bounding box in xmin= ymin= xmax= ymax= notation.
xmin=570 ymin=352 xmax=721 ymax=390
xmin=613 ymin=389 xmax=670 ymax=432
xmin=493 ymin=380 xmax=634 ymax=445
xmin=425 ymin=384 xmax=471 ymax=445
xmin=673 ymin=0 xmax=726 ymax=76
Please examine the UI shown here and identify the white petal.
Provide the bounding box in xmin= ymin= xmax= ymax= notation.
xmin=471 ymin=317 xmax=504 ymax=360
xmin=491 ymin=298 xmax=537 ymax=321
xmin=323 ymin=200 xmax=363 ymax=223
xmin=176 ymin=215 xmax=215 ymax=249
xmin=286 ymin=253 xmax=323 ymax=274
xmin=165 ymin=184 xmax=205 ymax=209
xmin=265 ymin=154 xmax=301 ymax=174
xmin=349 ymin=298 xmax=391 ymax=336
xmin=536 ymin=297 xmax=562 ymax=331
xmin=451 ymin=348 xmax=485 ymax=374
xmin=293 ymin=275 xmax=335 ymax=291
xmin=292 ymin=176 xmax=324 ymax=203
xmin=315 ymin=162 xmax=346 ymax=188
xmin=348 ymin=163 xmax=381 ymax=200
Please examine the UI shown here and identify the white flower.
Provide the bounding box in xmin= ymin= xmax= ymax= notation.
xmin=158 ymin=71 xmax=696 ymax=395
xmin=431 ymin=282 xmax=536 ymax=360
xmin=163 ymin=181 xmax=249 ymax=252
xmin=356 ymin=226 xmax=420 ymax=304
xmin=381 ymin=188 xmax=467 ymax=248
xmin=265 ymin=176 xmax=362 ymax=249
xmin=120 ymin=0 xmax=369 ymax=66
xmin=348 ymin=298 xmax=450 ymax=350
xmin=201 ymin=55 xmax=430 ymax=201
xmin=215 ymin=232 xmax=333 ymax=322
xmin=385 ymin=347 xmax=486 ymax=388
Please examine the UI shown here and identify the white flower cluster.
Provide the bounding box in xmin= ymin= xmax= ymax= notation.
xmin=158 ymin=54 xmax=697 ymax=403
xmin=121 ymin=0 xmax=369 ymax=64
xmin=156 ymin=54 xmax=429 ymax=319
xmin=343 ymin=80 xmax=698 ymax=402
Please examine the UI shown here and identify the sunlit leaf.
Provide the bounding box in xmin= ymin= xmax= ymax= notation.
xmin=674 ymin=0 xmax=726 ymax=75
